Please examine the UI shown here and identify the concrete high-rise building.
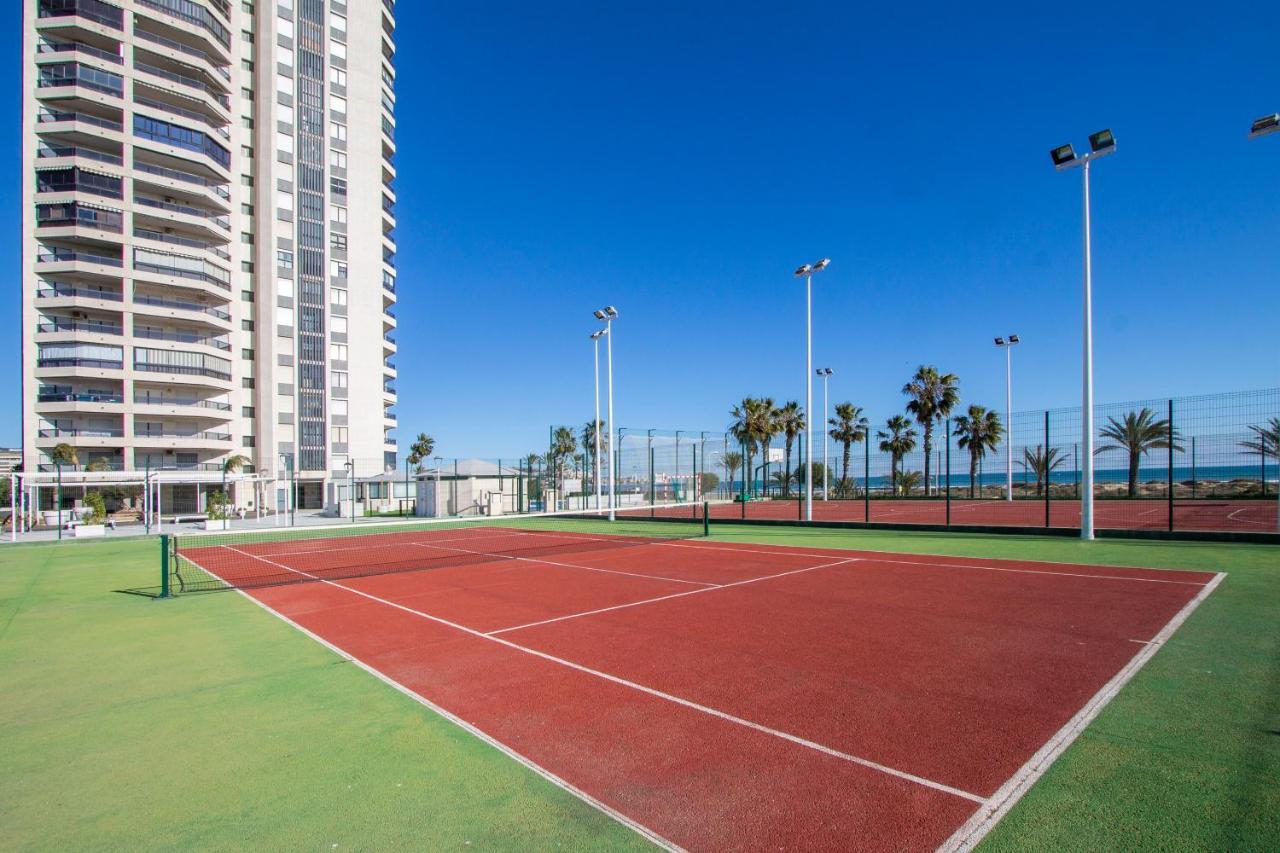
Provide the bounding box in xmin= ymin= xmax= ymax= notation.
xmin=21 ymin=0 xmax=399 ymax=512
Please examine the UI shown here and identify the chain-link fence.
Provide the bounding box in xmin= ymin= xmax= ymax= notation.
xmin=705 ymin=387 xmax=1278 ymax=536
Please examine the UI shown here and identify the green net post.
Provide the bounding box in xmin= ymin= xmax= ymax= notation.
xmin=159 ymin=534 xmax=171 ymax=598
xmin=703 ymin=501 xmax=710 ymax=536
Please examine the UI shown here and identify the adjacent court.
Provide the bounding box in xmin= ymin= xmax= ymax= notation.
xmin=703 ymin=497 xmax=1276 ymax=533
xmin=175 ymin=518 xmax=1222 ymax=850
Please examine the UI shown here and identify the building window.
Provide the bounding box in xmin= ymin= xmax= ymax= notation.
xmin=277 ymin=250 xmax=294 ymax=269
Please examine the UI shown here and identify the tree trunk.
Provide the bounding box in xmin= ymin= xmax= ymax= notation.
xmin=842 ymin=444 xmax=851 ymax=495
xmin=922 ymin=422 xmax=933 ymax=496
xmin=783 ymin=438 xmax=793 ymax=498
xmin=970 ymin=454 xmax=978 ymax=498
xmin=1128 ymin=451 xmax=1140 ymax=498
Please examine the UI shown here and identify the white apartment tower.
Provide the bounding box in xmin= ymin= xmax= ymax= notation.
xmin=22 ymin=0 xmax=399 ymax=512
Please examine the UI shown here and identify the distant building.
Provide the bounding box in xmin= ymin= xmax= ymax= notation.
xmin=0 ymin=449 xmax=20 ymax=474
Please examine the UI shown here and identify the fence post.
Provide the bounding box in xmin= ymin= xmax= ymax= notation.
xmin=945 ymin=419 xmax=951 ymax=527
xmin=1168 ymin=399 xmax=1175 ymax=532
xmin=1190 ymin=437 xmax=1196 ymax=500
xmin=864 ymin=432 xmax=870 ymax=523
xmin=1044 ymin=410 xmax=1051 ymax=528
xmin=159 ymin=534 xmax=171 ymax=598
xmin=703 ymin=501 xmax=710 ymax=536
xmin=649 ymin=446 xmax=655 ymax=516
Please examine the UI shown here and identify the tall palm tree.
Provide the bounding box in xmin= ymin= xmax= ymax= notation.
xmin=757 ymin=397 xmax=780 ymax=496
xmin=729 ymin=398 xmax=768 ymax=497
xmin=953 ymin=405 xmax=1004 ymax=498
xmin=722 ymin=450 xmax=743 ymax=496
xmin=581 ymin=419 xmax=607 ymax=493
xmin=1241 ymin=418 xmax=1280 ymax=497
xmin=903 ymin=366 xmax=960 ymax=496
xmin=1023 ymin=444 xmax=1066 ymax=497
xmin=1097 ymin=408 xmax=1182 ymax=498
xmin=776 ymin=401 xmax=804 ymax=498
xmin=828 ymin=403 xmax=869 ymax=495
xmin=877 ymin=415 xmax=918 ymax=495
xmin=550 ymin=426 xmax=577 ymax=490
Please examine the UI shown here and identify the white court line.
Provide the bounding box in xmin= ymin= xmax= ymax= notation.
xmin=1226 ymin=507 xmax=1268 ymax=527
xmin=862 ymin=557 xmax=1209 ymax=587
xmin=937 ymin=571 xmax=1226 ymax=852
xmin=189 ymin=552 xmax=680 ymax=852
xmin=486 ymin=558 xmax=861 ymax=636
xmin=197 ymin=528 xmax=597 ymax=560
xmin=218 ymin=545 xmax=985 ymax=804
xmin=408 ymin=540 xmax=718 ymax=587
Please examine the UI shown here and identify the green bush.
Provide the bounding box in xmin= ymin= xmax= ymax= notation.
xmin=206 ymin=490 xmax=230 ymax=521
xmin=82 ymin=492 xmax=107 ymax=525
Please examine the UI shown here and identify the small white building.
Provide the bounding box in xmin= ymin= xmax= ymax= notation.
xmin=415 ymin=459 xmax=523 ymax=517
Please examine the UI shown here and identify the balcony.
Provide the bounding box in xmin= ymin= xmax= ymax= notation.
xmin=38 ymin=391 xmax=123 ymax=404
xmin=37 ymin=319 xmax=123 ymax=336
xmin=135 ymin=0 xmax=231 ymax=57
xmin=36 ymin=143 xmax=123 ymax=167
xmin=37 ymin=282 xmax=123 ymax=302
xmin=133 ymin=226 xmax=229 ymax=260
xmin=37 ymin=61 xmax=124 ymax=98
xmin=132 ymin=247 xmax=230 ymax=289
xmin=36 ymin=202 xmax=123 ymax=234
xmin=133 ymin=392 xmax=231 ymax=412
xmin=133 ymin=159 xmax=230 ymax=201
xmin=132 ymin=291 xmax=230 ymax=321
xmin=36 ymin=40 xmax=123 ymax=65
xmin=134 ymin=428 xmax=232 ymax=442
xmin=36 ymin=107 xmax=123 ymax=133
xmin=133 ymin=325 xmax=230 ymax=351
xmin=38 ymin=427 xmax=124 ymax=438
xmin=134 ymin=363 xmax=231 ymax=381
xmin=37 ymin=247 xmax=123 ymax=267
xmin=37 ymin=356 xmax=123 ymax=369
xmin=36 ymin=167 xmax=123 ymax=200
xmin=134 ymin=58 xmax=229 ymax=109
xmin=36 ymin=0 xmax=124 ymax=31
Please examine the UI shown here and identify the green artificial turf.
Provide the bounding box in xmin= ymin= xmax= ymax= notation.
xmin=1 ymin=524 xmax=1277 ymax=850
xmin=0 ymin=538 xmax=648 ymax=851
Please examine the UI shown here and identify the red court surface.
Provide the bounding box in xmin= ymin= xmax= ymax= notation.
xmin=184 ymin=528 xmax=1222 ymax=851
xmin=703 ymin=497 xmax=1277 ymax=533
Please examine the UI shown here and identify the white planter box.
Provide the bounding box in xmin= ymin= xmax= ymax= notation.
xmin=72 ymin=524 xmax=105 ymax=538
xmin=200 ymin=519 xmax=230 ymax=531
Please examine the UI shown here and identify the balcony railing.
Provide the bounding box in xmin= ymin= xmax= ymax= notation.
xmin=37 ymin=320 xmax=123 ymax=335
xmin=37 ymin=247 xmax=123 ymax=267
xmin=38 ymin=392 xmax=124 ymax=403
xmin=134 ymin=94 xmax=228 ymax=138
xmin=135 ymin=0 xmax=230 ymax=49
xmin=37 ymin=283 xmax=123 ymax=301
xmin=37 ymin=144 xmax=123 ymax=166
xmin=37 ymin=357 xmax=124 ymax=369
xmin=134 ymin=227 xmax=230 ymax=259
xmin=37 ymin=108 xmax=123 ymax=132
xmin=37 ymin=40 xmax=124 ymax=64
xmin=133 ymin=326 xmax=230 ymax=350
xmin=132 ymin=292 xmax=230 ymax=320
xmin=134 ymin=363 xmax=230 ymax=381
xmin=134 ymin=429 xmax=231 ymax=441
xmin=39 ymin=427 xmax=124 ymax=438
xmin=133 ymin=160 xmax=231 ymax=199
xmin=134 ymin=195 xmax=230 ymax=228
xmin=133 ymin=393 xmax=230 ymax=411
xmin=36 ymin=207 xmax=123 ymax=233
xmin=134 ymin=59 xmax=229 ymax=108
xmin=133 ymin=27 xmax=230 ymax=80
xmin=133 ymin=255 xmax=230 ymax=289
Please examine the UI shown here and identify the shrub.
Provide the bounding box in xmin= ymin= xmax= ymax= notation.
xmin=207 ymin=490 xmax=230 ymax=521
xmin=82 ymin=492 xmax=107 ymax=525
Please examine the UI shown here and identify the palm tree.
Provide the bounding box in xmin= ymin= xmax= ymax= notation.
xmin=1097 ymin=408 xmax=1182 ymax=498
xmin=758 ymin=398 xmax=780 ymax=496
xmin=407 ymin=433 xmax=436 ymax=472
xmin=1023 ymin=444 xmax=1066 ymax=497
xmin=220 ymin=450 xmax=249 ymax=499
xmin=729 ymin=398 xmax=768 ymax=497
xmin=877 ymin=415 xmax=918 ymax=495
xmin=899 ymin=470 xmax=924 ymax=496
xmin=1241 ymin=418 xmax=1279 ymax=497
xmin=722 ymin=450 xmax=743 ymax=496
xmin=581 ymin=419 xmax=607 ymax=494
xmin=550 ymin=426 xmax=577 ymax=491
xmin=50 ymin=443 xmax=78 ymax=468
xmin=775 ymin=401 xmax=804 ymax=498
xmin=954 ymin=405 xmax=1004 ymax=498
xmin=903 ymin=366 xmax=960 ymax=496
xmin=828 ymin=403 xmax=869 ymax=495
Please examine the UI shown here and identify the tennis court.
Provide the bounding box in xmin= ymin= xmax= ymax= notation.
xmin=171 ymin=511 xmax=1222 ymax=850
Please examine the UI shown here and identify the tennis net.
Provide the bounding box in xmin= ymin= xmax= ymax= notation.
xmin=163 ymin=501 xmax=716 ymax=595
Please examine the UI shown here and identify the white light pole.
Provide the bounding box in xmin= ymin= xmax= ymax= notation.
xmin=1249 ymin=113 xmax=1278 ymax=531
xmin=994 ymin=336 xmax=1020 ymax=502
xmin=1051 ymin=130 xmax=1115 ymax=540
xmin=794 ymin=259 xmax=830 ymax=521
xmin=594 ymin=306 xmax=619 ymax=520
xmin=816 ymin=368 xmax=833 ymax=500
xmin=590 ymin=329 xmax=606 ymax=510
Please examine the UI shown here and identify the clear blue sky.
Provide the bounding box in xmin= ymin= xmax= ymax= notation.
xmin=5 ymin=1 xmax=1278 ymax=457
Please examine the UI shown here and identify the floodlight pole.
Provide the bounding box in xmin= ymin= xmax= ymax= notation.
xmin=1005 ymin=342 xmax=1012 ymax=501
xmin=605 ymin=316 xmax=616 ymax=520
xmin=1080 ymin=156 xmax=1095 ymax=540
xmin=592 ymin=332 xmax=603 ymax=511
xmin=1249 ymin=113 xmax=1280 ymax=531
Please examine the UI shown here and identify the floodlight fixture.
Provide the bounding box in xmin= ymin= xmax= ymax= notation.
xmin=1008 ymin=334 xmax=1020 ymax=344
xmin=794 ymin=263 xmax=812 ymax=277
xmin=590 ymin=329 xmax=606 ymax=340
xmin=1250 ymin=113 xmax=1280 ymax=139
xmin=593 ymin=309 xmax=606 ymax=320
xmin=1050 ymin=144 xmax=1077 ymax=170
xmin=603 ymin=306 xmax=618 ymax=319
xmin=994 ymin=336 xmax=1005 ymax=346
xmin=1088 ymin=128 xmax=1116 ymax=155
xmin=812 ymin=258 xmax=831 ymax=271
